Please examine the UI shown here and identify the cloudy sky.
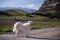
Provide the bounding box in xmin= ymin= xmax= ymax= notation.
xmin=0 ymin=0 xmax=44 ymax=10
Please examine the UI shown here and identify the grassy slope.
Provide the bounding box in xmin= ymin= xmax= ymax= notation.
xmin=5 ymin=9 xmax=27 ymax=16
xmin=0 ymin=9 xmax=27 ymax=16
xmin=0 ymin=16 xmax=60 ymax=29
xmin=0 ymin=16 xmax=60 ymax=32
xmin=0 ymin=9 xmax=60 ymax=34
xmin=0 ymin=9 xmax=27 ymax=34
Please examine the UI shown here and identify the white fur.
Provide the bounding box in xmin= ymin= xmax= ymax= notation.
xmin=13 ymin=21 xmax=33 ymax=37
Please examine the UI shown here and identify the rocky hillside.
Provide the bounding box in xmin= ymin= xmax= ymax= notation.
xmin=38 ymin=0 xmax=60 ymax=12
xmin=35 ymin=0 xmax=60 ymax=19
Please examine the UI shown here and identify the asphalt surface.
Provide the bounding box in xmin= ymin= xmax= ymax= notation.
xmin=0 ymin=27 xmax=60 ymax=40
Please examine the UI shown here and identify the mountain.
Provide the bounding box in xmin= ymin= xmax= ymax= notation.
xmin=0 ymin=7 xmax=13 ymax=11
xmin=36 ymin=0 xmax=60 ymax=18
xmin=38 ymin=0 xmax=60 ymax=12
xmin=0 ymin=7 xmax=36 ymax=13
xmin=0 ymin=11 xmax=11 ymax=16
xmin=15 ymin=7 xmax=36 ymax=13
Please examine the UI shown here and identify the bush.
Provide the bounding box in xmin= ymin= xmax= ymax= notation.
xmin=31 ymin=25 xmax=41 ymax=29
xmin=6 ymin=30 xmax=13 ymax=32
xmin=0 ymin=27 xmax=12 ymax=34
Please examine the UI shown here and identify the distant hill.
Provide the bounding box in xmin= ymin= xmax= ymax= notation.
xmin=0 ymin=11 xmax=11 ymax=16
xmin=0 ymin=9 xmax=27 ymax=16
xmin=0 ymin=7 xmax=36 ymax=13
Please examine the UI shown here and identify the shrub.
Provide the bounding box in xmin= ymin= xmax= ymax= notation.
xmin=6 ymin=30 xmax=13 ymax=32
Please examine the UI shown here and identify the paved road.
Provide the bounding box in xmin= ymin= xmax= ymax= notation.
xmin=0 ymin=27 xmax=60 ymax=40
xmin=30 ymin=27 xmax=60 ymax=38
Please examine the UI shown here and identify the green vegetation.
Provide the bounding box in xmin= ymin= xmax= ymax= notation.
xmin=0 ymin=9 xmax=60 ymax=34
xmin=0 ymin=9 xmax=27 ymax=16
xmin=5 ymin=9 xmax=27 ymax=16
xmin=0 ymin=27 xmax=13 ymax=34
xmin=31 ymin=25 xmax=58 ymax=29
xmin=0 ymin=15 xmax=60 ymax=34
xmin=32 ymin=10 xmax=60 ymax=19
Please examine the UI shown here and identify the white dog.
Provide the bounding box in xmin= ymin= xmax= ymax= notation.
xmin=13 ymin=21 xmax=33 ymax=37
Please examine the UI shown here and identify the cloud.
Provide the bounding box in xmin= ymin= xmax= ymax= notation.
xmin=20 ymin=4 xmax=35 ymax=8
xmin=27 ymin=4 xmax=34 ymax=8
xmin=20 ymin=4 xmax=40 ymax=10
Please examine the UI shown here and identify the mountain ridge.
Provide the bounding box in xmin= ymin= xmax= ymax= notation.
xmin=0 ymin=7 xmax=36 ymax=13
